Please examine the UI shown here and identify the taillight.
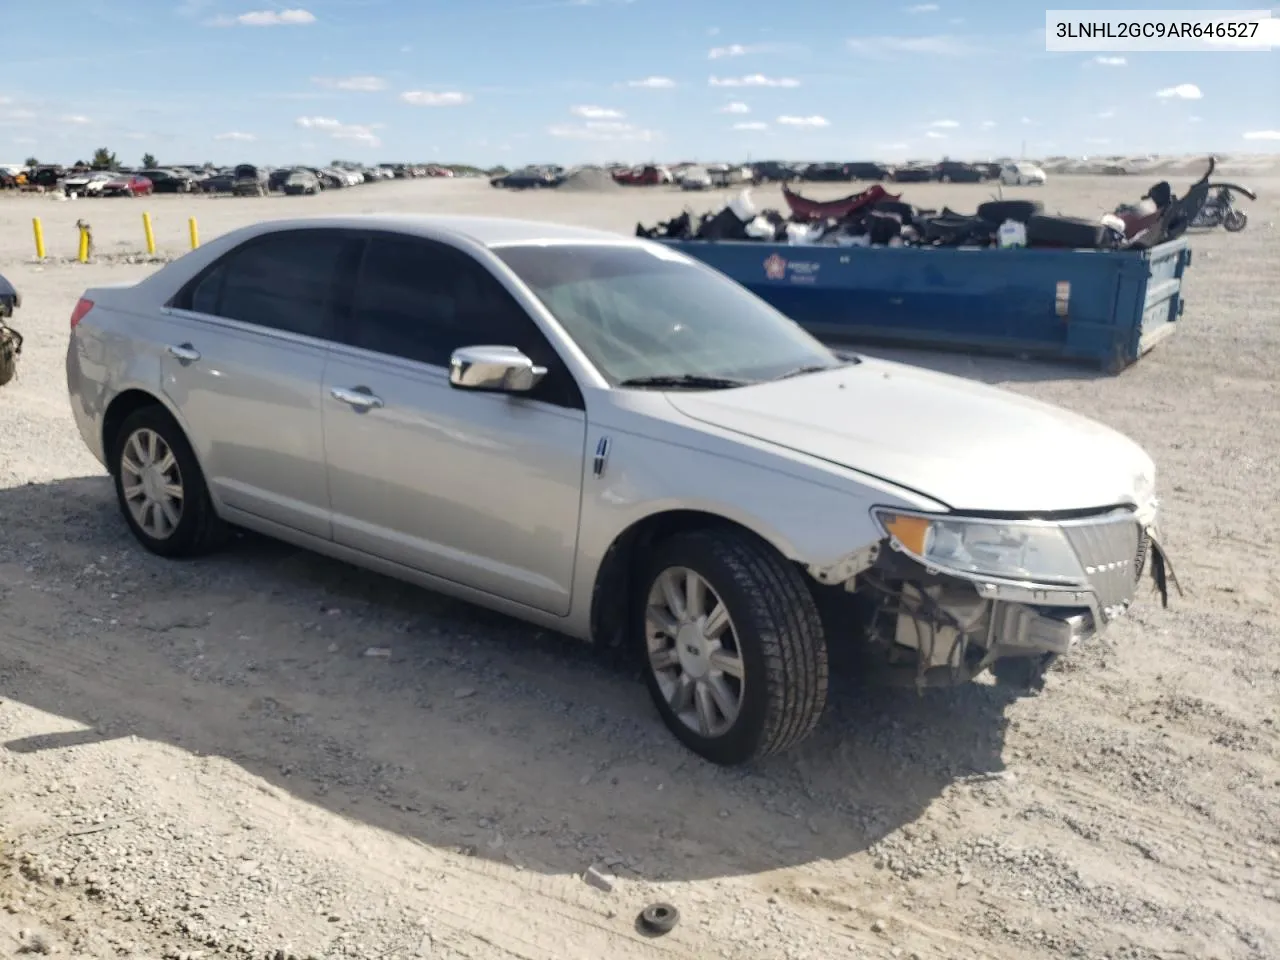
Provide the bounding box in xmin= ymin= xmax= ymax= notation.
xmin=70 ymin=297 xmax=94 ymax=330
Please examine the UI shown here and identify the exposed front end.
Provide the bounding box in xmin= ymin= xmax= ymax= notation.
xmin=817 ymin=504 xmax=1177 ymax=689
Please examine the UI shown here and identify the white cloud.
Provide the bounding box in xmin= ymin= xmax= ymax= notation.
xmin=926 ymin=130 xmax=946 ymax=139
xmin=709 ymin=43 xmax=749 ymax=58
xmin=214 ymin=131 xmax=256 ymax=141
xmin=547 ymin=121 xmax=655 ymax=141
xmin=1093 ymin=55 xmax=1126 ymax=65
xmin=1020 ymin=116 xmax=1035 ymax=125
xmin=708 ymin=26 xmax=720 ymax=35
xmin=209 ymin=7 xmax=315 ymax=25
xmin=59 ymin=114 xmax=91 ymax=124
xmin=1097 ymin=109 xmax=1115 ymax=119
xmin=847 ymin=34 xmax=974 ymax=56
xmin=709 ymin=74 xmax=799 ymax=87
xmin=399 ymin=90 xmax=472 ymax=106
xmin=1085 ymin=137 xmax=1110 ymax=144
xmin=313 ymin=75 xmax=386 ymax=92
xmin=627 ymin=76 xmax=676 ymax=88
xmin=980 ymin=119 xmax=996 ymax=128
xmin=720 ymin=101 xmax=750 ymax=114
xmin=777 ymin=115 xmax=829 ymax=127
xmin=1156 ymin=83 xmax=1202 ymax=100
xmin=1243 ymin=129 xmax=1280 ymax=140
xmin=295 ymin=115 xmax=381 ymax=146
xmin=905 ymin=3 xmax=939 ymax=11
xmin=570 ymin=104 xmax=624 ymax=119
xmin=930 ymin=119 xmax=959 ymax=128
xmin=1189 ymin=115 xmax=1203 ymax=123
xmin=733 ymin=121 xmax=768 ymax=130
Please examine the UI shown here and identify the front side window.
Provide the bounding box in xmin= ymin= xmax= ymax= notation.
xmin=492 ymin=243 xmax=845 ymax=387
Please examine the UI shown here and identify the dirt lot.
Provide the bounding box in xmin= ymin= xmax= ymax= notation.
xmin=1 ymin=176 xmax=1278 ymax=960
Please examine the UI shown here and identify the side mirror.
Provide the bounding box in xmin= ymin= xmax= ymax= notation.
xmin=449 ymin=345 xmax=547 ymax=394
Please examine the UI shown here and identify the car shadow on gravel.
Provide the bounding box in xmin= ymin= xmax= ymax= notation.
xmin=0 ymin=475 xmax=1018 ymax=883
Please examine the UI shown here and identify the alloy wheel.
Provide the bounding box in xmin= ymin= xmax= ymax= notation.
xmin=644 ymin=566 xmax=746 ymax=738
xmin=120 ymin=427 xmax=185 ymax=540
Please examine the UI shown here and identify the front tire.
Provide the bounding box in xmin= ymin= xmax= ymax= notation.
xmin=111 ymin=405 xmax=226 ymax=558
xmin=635 ymin=528 xmax=829 ymax=765
xmin=1224 ymin=209 xmax=1247 ymax=232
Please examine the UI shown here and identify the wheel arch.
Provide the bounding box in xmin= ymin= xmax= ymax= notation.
xmin=588 ymin=507 xmax=801 ymax=649
xmin=101 ymin=388 xmax=200 ymax=479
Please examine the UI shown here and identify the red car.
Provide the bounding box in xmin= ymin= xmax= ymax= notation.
xmin=101 ymin=174 xmax=153 ymax=197
xmin=612 ymin=164 xmax=665 ymax=186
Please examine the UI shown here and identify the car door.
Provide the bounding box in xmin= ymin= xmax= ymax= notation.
xmin=322 ymin=231 xmax=588 ymax=616
xmin=161 ymin=227 xmax=362 ymax=539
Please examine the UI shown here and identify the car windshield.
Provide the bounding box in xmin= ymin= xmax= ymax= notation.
xmin=493 ymin=242 xmax=846 ymax=387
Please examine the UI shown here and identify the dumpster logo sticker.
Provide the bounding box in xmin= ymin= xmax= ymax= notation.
xmin=763 ymin=253 xmax=788 ymax=280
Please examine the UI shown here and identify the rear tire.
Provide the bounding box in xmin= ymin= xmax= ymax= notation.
xmin=1223 ymin=210 xmax=1247 ymax=232
xmin=635 ymin=527 xmax=829 ymax=765
xmin=110 ymin=405 xmax=227 ymax=558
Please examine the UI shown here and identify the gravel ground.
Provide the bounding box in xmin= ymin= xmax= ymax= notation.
xmin=1 ymin=176 xmax=1278 ymax=960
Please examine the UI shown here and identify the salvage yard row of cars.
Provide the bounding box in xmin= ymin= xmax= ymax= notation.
xmin=0 ymin=161 xmax=460 ymax=198
xmin=491 ymin=158 xmax=1049 ymax=189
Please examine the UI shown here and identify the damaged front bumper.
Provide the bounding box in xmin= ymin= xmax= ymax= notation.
xmin=813 ymin=508 xmax=1180 ymax=688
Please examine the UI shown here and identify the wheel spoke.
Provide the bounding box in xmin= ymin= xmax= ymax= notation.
xmin=157 ymin=448 xmax=177 ymax=474
xmin=706 ymin=675 xmax=740 ymax=726
xmin=645 ymin=603 xmax=679 ymax=639
xmin=158 ymin=497 xmax=181 ymax=530
xmin=162 ymin=482 xmax=184 ymax=500
xmin=667 ymin=674 xmax=694 ymax=714
xmin=658 ymin=570 xmax=685 ymax=621
xmin=684 ymin=570 xmax=705 ymax=619
xmin=125 ymin=434 xmax=148 ymax=469
xmin=144 ymin=430 xmax=158 ymax=464
xmin=694 ymin=682 xmax=717 ymax=736
xmin=703 ymin=602 xmax=729 ymax=639
xmin=122 ymin=482 xmax=146 ymax=502
xmin=648 ymin=645 xmax=679 ymax=672
xmin=709 ymin=647 xmax=744 ymax=679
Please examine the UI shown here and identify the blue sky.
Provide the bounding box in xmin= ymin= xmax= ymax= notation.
xmin=2 ymin=0 xmax=1278 ymax=167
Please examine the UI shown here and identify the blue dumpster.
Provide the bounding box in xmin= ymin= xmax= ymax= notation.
xmin=658 ymin=236 xmax=1193 ymax=373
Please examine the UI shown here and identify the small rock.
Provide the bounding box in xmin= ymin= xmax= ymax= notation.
xmin=582 ymin=865 xmax=614 ymax=893
xmin=453 ymin=687 xmax=477 ymax=700
xmin=870 ymin=919 xmax=885 ymax=934
xmin=363 ymin=647 xmax=391 ymax=659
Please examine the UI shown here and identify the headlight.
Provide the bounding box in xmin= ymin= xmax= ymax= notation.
xmin=872 ymin=509 xmax=1086 ymax=586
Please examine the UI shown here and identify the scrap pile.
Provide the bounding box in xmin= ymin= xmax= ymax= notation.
xmin=0 ymin=270 xmax=22 ymax=387
xmin=636 ymin=177 xmax=1210 ymax=251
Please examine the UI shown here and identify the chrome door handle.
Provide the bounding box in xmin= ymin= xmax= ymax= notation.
xmin=330 ymin=385 xmax=384 ymax=410
xmin=166 ymin=343 xmax=201 ymax=362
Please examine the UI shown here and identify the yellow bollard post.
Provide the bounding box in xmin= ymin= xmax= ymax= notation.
xmin=77 ymin=225 xmax=90 ymax=263
xmin=32 ymin=218 xmax=46 ymax=259
xmin=188 ymin=217 xmax=200 ymax=250
xmin=142 ymin=212 xmax=156 ymax=256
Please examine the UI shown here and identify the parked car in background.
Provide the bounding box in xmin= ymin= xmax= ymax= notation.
xmin=1000 ymin=161 xmax=1048 ymax=185
xmin=64 ymin=171 xmax=110 ymax=196
xmin=491 ymin=167 xmax=560 ymax=189
xmin=282 ymin=169 xmax=321 ymax=195
xmin=65 ymin=213 xmax=1174 ymax=766
xmin=750 ymin=161 xmax=797 ymax=183
xmin=802 ymin=162 xmax=850 ymax=182
xmin=846 ymin=162 xmax=894 ymax=181
xmin=891 ymin=163 xmax=934 ymax=183
xmin=232 ymin=164 xmax=267 ymax=197
xmin=935 ymin=161 xmax=986 ymax=183
xmin=268 ymin=167 xmax=296 ymax=192
xmin=679 ymin=166 xmax=713 ymax=190
xmin=101 ymin=174 xmax=153 ymax=197
xmin=613 ymin=165 xmax=666 ymax=186
xmin=200 ymin=171 xmax=236 ymax=194
xmin=139 ymin=168 xmax=197 ymax=193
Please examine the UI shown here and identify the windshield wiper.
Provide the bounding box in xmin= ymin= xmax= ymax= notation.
xmin=617 ymin=374 xmax=751 ymax=389
xmin=773 ymin=359 xmax=858 ymax=381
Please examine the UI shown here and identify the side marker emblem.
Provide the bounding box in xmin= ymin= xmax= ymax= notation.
xmin=593 ymin=436 xmax=611 ymax=478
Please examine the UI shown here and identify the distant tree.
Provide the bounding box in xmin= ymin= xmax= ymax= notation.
xmin=141 ymin=152 xmax=157 ymax=168
xmin=90 ymin=147 xmax=119 ymax=171
xmin=24 ymin=156 xmax=38 ymax=167
xmin=74 ymin=159 xmax=88 ymax=169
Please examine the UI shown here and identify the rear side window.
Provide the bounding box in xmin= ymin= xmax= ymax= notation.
xmin=174 ymin=229 xmax=356 ymax=340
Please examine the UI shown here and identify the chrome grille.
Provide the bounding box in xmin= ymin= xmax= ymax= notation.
xmin=1064 ymin=517 xmax=1142 ymax=620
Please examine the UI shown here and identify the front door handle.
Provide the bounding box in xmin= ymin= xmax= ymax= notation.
xmin=166 ymin=343 xmax=200 ymax=363
xmin=330 ymin=385 xmax=384 ymax=410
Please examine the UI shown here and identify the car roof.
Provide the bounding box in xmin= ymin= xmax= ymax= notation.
xmin=236 ymin=214 xmax=638 ymax=249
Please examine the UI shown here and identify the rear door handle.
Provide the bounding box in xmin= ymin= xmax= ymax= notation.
xmin=166 ymin=343 xmax=200 ymax=363
xmin=330 ymin=385 xmax=384 ymax=410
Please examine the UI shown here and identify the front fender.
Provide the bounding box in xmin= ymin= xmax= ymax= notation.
xmin=566 ymin=425 xmax=945 ymax=635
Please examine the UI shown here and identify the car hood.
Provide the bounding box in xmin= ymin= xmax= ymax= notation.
xmin=663 ymin=358 xmax=1155 ymax=514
